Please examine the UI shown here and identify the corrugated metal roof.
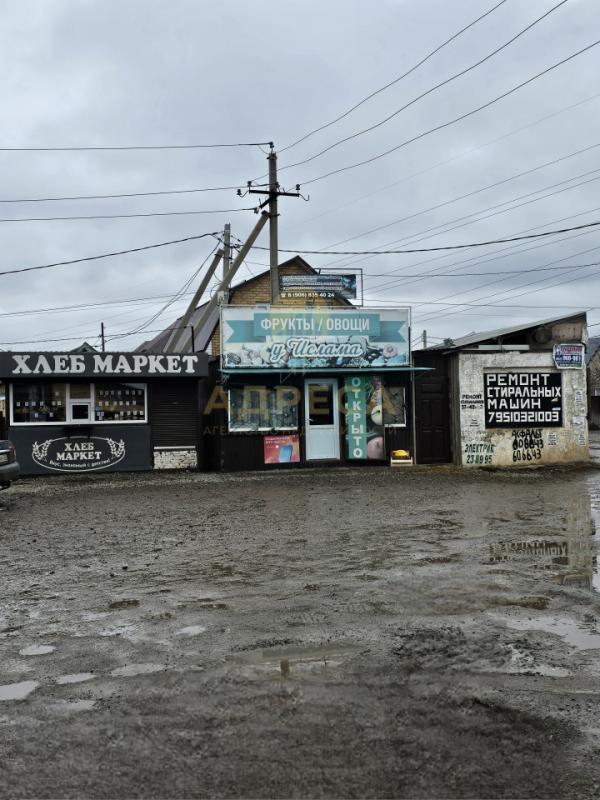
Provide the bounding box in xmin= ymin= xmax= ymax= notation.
xmin=431 ymin=311 xmax=588 ymax=350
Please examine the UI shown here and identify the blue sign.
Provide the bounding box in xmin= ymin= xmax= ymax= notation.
xmin=221 ymin=307 xmax=410 ymax=371
xmin=553 ymin=343 xmax=584 ymax=369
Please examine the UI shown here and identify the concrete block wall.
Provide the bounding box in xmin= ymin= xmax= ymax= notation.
xmin=153 ymin=447 xmax=198 ymax=470
xmin=458 ymin=351 xmax=588 ymax=467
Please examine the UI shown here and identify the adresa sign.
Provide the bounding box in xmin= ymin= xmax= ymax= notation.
xmin=221 ymin=307 xmax=410 ymax=370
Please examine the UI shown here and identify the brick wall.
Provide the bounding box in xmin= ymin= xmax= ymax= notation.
xmin=153 ymin=446 xmax=198 ymax=470
xmin=210 ymin=257 xmax=349 ymax=356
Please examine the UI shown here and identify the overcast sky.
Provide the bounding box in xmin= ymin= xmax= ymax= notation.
xmin=0 ymin=0 xmax=599 ymax=351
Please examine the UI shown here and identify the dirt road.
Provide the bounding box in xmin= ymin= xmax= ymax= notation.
xmin=2 ymin=465 xmax=600 ymax=798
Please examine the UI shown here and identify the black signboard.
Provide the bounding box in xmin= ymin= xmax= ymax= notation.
xmin=484 ymin=372 xmax=562 ymax=428
xmin=10 ymin=425 xmax=152 ymax=475
xmin=0 ymin=351 xmax=208 ymax=379
xmin=279 ymin=273 xmax=357 ymax=300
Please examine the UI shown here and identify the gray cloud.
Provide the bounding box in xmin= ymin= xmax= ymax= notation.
xmin=0 ymin=0 xmax=598 ymax=350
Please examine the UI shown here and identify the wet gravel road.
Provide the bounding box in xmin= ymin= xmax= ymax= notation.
xmin=2 ymin=466 xmax=600 ymax=799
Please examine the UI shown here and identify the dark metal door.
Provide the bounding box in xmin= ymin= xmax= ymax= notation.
xmin=414 ymin=354 xmax=451 ymax=464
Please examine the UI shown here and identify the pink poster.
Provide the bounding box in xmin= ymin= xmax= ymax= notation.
xmin=264 ymin=434 xmax=300 ymax=464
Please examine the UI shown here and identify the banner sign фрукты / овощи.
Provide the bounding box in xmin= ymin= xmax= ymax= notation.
xmin=221 ymin=307 xmax=410 ymax=371
xmin=279 ymin=273 xmax=358 ymax=300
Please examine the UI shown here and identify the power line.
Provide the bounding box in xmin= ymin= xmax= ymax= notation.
xmin=360 ymin=169 xmax=600 ymax=291
xmin=0 ymin=231 xmax=220 ymax=278
xmin=414 ymin=265 xmax=600 ymax=325
xmin=0 ymin=207 xmax=254 ymax=224
xmin=280 ymin=0 xmax=508 ymax=153
xmin=323 ymin=141 xmax=600 ymax=251
xmin=4 ymin=303 xmax=598 ymax=348
xmin=282 ymin=0 xmax=569 ymax=172
xmin=298 ymin=38 xmax=600 ymax=186
xmin=414 ymin=252 xmax=600 ymax=324
xmin=0 ymin=185 xmax=245 ymax=204
xmin=406 ymin=237 xmax=600 ymax=314
xmin=360 ymin=298 xmax=593 ymax=310
xmin=253 ymin=219 xmax=600 ymax=255
xmin=0 ymin=293 xmax=187 ymax=319
xmin=120 ymin=244 xmax=220 ymax=338
xmin=366 ymin=261 xmax=600 ymax=278
xmin=4 ymin=259 xmax=600 ymax=323
xmin=357 ymin=204 xmax=600 ymax=293
xmin=286 ymin=90 xmax=600 ymax=239
xmin=0 ymin=141 xmax=272 ymax=153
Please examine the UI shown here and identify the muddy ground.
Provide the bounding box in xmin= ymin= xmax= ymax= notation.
xmin=2 ymin=465 xmax=600 ymax=799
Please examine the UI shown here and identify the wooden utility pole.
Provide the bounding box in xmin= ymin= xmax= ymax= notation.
xmin=100 ymin=322 xmax=105 ymax=352
xmin=268 ymin=151 xmax=279 ymax=304
xmin=163 ymin=248 xmax=223 ymax=353
xmin=176 ymin=212 xmax=270 ymax=354
xmin=248 ymin=146 xmax=302 ymax=304
xmin=422 ymin=330 xmax=428 ymax=349
xmin=223 ymin=222 xmax=231 ymax=283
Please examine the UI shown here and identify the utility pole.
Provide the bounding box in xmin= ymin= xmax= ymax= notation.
xmin=268 ymin=151 xmax=279 ymax=304
xmin=223 ymin=222 xmax=231 ymax=283
xmin=100 ymin=322 xmax=105 ymax=352
xmin=163 ymin=248 xmax=223 ymax=353
xmin=176 ymin=213 xmax=270 ymax=354
xmin=422 ymin=330 xmax=427 ymax=349
xmin=247 ymin=145 xmax=302 ymax=304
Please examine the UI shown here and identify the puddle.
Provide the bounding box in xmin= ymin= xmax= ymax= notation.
xmin=48 ymin=699 xmax=95 ymax=713
xmin=81 ymin=612 xmax=110 ymax=621
xmin=55 ymin=673 xmax=95 ymax=685
xmin=176 ymin=625 xmax=207 ymax=637
xmin=0 ymin=681 xmax=39 ymax=701
xmin=19 ymin=644 xmax=55 ymax=656
xmin=229 ymin=642 xmax=358 ymax=669
xmin=110 ymin=663 xmax=164 ymax=677
xmin=109 ymin=599 xmax=140 ymax=610
xmin=496 ymin=614 xmax=600 ymax=650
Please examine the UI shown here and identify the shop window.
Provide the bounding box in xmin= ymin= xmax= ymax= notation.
xmin=12 ymin=383 xmax=67 ymax=423
xmin=384 ymin=386 xmax=406 ymax=427
xmin=228 ymin=386 xmax=299 ymax=432
xmin=69 ymin=383 xmax=92 ymax=422
xmin=94 ymin=383 xmax=146 ymax=422
xmin=11 ymin=382 xmax=147 ymax=424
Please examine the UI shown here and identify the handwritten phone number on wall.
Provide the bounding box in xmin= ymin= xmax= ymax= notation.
xmin=512 ymin=427 xmax=544 ymax=463
xmin=466 ymin=453 xmax=493 ymax=465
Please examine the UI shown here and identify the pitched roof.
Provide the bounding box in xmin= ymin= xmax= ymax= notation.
xmin=137 ymin=255 xmax=320 ymax=353
xmin=432 ymin=311 xmax=588 ymax=350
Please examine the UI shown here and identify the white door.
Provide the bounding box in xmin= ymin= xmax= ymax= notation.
xmin=304 ymin=379 xmax=340 ymax=460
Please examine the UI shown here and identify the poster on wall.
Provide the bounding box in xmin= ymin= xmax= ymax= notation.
xmin=344 ymin=376 xmax=385 ymax=460
xmin=553 ymin=343 xmax=584 ymax=369
xmin=279 ymin=273 xmax=358 ymax=301
xmin=484 ymin=372 xmax=563 ymax=428
xmin=263 ymin=434 xmax=300 ymax=464
xmin=222 ymin=307 xmax=410 ymax=371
